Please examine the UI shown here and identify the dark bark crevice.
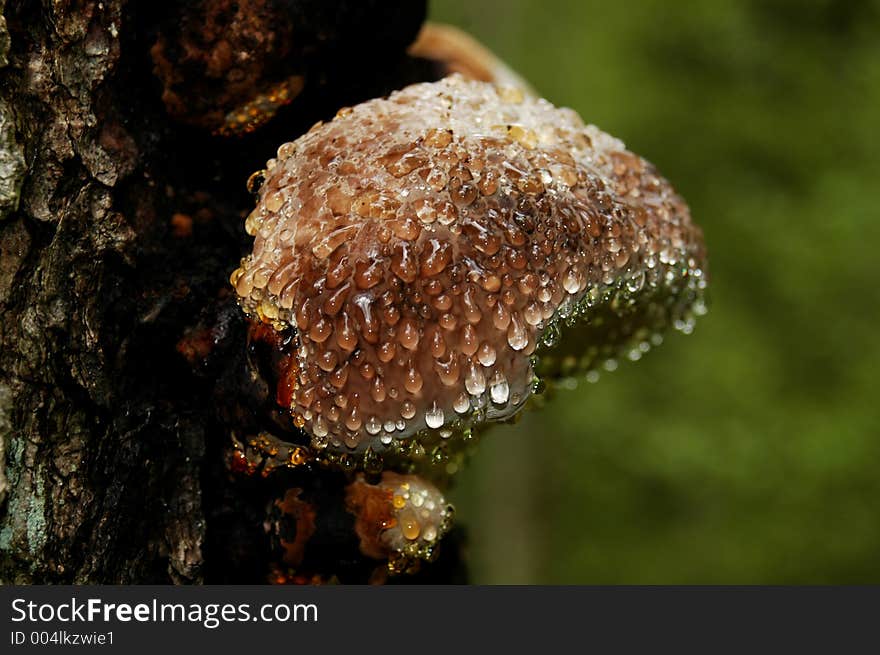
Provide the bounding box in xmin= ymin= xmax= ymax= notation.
xmin=0 ymin=0 xmax=461 ymax=584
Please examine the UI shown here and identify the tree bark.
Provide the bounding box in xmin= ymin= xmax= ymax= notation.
xmin=0 ymin=0 xmax=460 ymax=584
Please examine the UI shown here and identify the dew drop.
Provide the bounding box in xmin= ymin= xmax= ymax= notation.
xmin=363 ymin=447 xmax=383 ymax=473
xmin=390 ymin=243 xmax=418 ymax=283
xmin=371 ymin=376 xmax=386 ymax=402
xmin=489 ymin=371 xmax=510 ymax=405
xmin=365 ymin=416 xmax=381 ymax=435
xmin=421 ymin=239 xmax=452 ymax=276
xmin=426 ymin=167 xmax=448 ymax=192
xmin=434 ymin=353 xmax=460 ymax=386
xmin=493 ymin=302 xmax=511 ymax=330
xmin=462 ymin=286 xmax=482 ymax=324
xmin=433 ymin=294 xmax=453 ymax=312
xmin=424 ymin=127 xmax=453 ymax=148
xmin=425 ymin=402 xmax=445 ymax=429
xmin=404 ymin=367 xmax=423 ymax=394
xmin=460 ymin=324 xmax=479 ymax=356
xmin=354 ymin=259 xmax=383 ymax=290
xmin=415 ymin=198 xmax=437 ymax=223
xmin=265 ymin=191 xmax=284 ymax=213
xmin=439 ymin=313 xmax=457 ymax=330
xmin=436 ymin=200 xmax=457 ymax=225
xmin=626 ymin=270 xmax=646 ymax=293
xmin=542 ymin=323 xmax=561 ymax=348
xmin=336 ymin=313 xmax=357 ymax=351
xmin=477 ymin=343 xmax=497 ymax=367
xmin=429 ymin=327 xmax=447 ymax=358
xmin=317 ymin=350 xmax=338 ymax=372
xmin=313 ymin=226 xmax=356 ymax=260
xmin=397 ymin=318 xmax=420 ymax=350
xmin=524 ymin=302 xmax=543 ymax=326
xmin=312 ymin=416 xmax=328 ymax=438
xmin=309 ymin=318 xmax=332 ymax=343
xmin=507 ymin=313 xmax=528 ymax=351
xmin=478 ymin=170 xmax=499 ymax=195
xmin=329 ymin=363 xmax=349 ymax=388
xmin=345 ymin=406 xmax=362 ymax=431
xmin=464 ymin=361 xmax=486 ymax=395
xmin=377 ymin=340 xmax=396 ymax=363
xmin=450 ymin=180 xmax=477 ymax=206
xmin=562 ymin=267 xmax=580 ymax=294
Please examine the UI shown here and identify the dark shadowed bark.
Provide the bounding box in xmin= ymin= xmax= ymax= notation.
xmin=0 ymin=0 xmax=463 ymax=584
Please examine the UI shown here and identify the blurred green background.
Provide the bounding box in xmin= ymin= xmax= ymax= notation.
xmin=430 ymin=0 xmax=880 ymax=583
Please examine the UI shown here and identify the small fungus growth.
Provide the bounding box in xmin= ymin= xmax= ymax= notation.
xmin=346 ymin=472 xmax=452 ymax=571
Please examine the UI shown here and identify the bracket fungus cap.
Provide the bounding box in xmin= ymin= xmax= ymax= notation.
xmin=231 ymin=74 xmax=707 ymax=455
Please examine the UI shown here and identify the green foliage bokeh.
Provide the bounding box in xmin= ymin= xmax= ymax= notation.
xmin=431 ymin=0 xmax=880 ymax=583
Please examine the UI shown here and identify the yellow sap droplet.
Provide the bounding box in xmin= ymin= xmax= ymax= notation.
xmin=290 ymin=448 xmax=308 ymax=466
xmin=265 ymin=192 xmax=284 ymax=213
xmin=400 ymin=512 xmax=421 ymax=541
xmin=259 ymin=298 xmax=279 ymax=320
xmin=392 ymin=495 xmax=406 ymax=509
xmin=507 ymin=125 xmax=538 ymax=149
xmin=498 ymin=86 xmax=525 ymax=104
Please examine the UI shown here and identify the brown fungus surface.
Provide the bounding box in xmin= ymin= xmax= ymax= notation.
xmin=231 ymin=75 xmax=707 ymax=456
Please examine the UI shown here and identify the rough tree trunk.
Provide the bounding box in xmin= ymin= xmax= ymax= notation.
xmin=0 ymin=0 xmax=459 ymax=584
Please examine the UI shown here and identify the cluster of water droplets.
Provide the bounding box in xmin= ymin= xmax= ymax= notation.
xmin=532 ymin=258 xmax=708 ymax=392
xmin=230 ymin=75 xmax=707 ymax=476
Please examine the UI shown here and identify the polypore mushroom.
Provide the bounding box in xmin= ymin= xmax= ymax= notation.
xmin=231 ymin=74 xmax=706 ymax=461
